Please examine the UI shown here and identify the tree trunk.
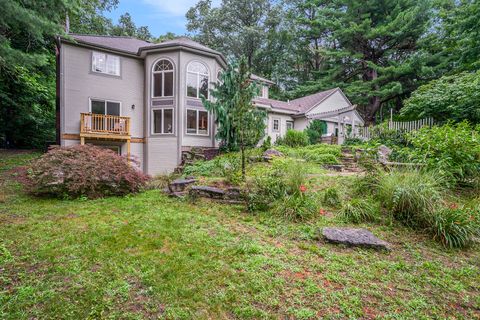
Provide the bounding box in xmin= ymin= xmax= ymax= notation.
xmin=363 ymin=67 xmax=381 ymax=124
xmin=241 ymin=143 xmax=245 ymax=180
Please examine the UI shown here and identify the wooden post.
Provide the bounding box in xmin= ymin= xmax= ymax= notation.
xmin=127 ymin=139 xmax=131 ymax=164
xmin=80 ymin=136 xmax=85 ymax=145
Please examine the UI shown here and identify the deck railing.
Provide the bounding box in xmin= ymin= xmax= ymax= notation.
xmin=80 ymin=113 xmax=130 ymax=136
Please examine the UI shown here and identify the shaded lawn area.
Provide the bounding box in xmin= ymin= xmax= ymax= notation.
xmin=0 ymin=151 xmax=479 ymax=319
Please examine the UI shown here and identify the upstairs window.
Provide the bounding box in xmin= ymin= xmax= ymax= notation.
xmin=152 ymin=59 xmax=174 ymax=97
xmin=186 ymin=61 xmax=209 ymax=99
xmin=92 ymin=51 xmax=120 ymax=76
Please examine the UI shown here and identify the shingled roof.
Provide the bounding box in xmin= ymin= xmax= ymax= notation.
xmin=253 ymin=88 xmax=347 ymax=115
xmin=67 ymin=34 xmax=155 ymax=55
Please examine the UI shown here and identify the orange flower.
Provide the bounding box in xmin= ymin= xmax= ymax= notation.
xmin=319 ymin=209 xmax=327 ymax=215
xmin=299 ymin=185 xmax=307 ymax=193
xmin=449 ymin=203 xmax=459 ymax=209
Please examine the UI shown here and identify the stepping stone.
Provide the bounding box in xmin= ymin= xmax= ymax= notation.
xmin=189 ymin=186 xmax=225 ymax=199
xmin=168 ymin=178 xmax=196 ymax=192
xmin=322 ymin=227 xmax=391 ymax=250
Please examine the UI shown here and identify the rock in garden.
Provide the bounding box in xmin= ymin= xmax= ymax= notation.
xmin=189 ymin=186 xmax=225 ymax=199
xmin=168 ymin=178 xmax=197 ymax=192
xmin=225 ymin=187 xmax=244 ymax=201
xmin=377 ymin=145 xmax=392 ymax=164
xmin=322 ymin=227 xmax=391 ymax=250
xmin=262 ymin=149 xmax=284 ymax=158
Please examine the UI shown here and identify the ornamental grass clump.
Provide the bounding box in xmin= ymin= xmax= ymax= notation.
xmin=430 ymin=205 xmax=479 ymax=248
xmin=246 ymin=158 xmax=318 ymax=220
xmin=375 ymin=169 xmax=444 ymax=227
xmin=322 ymin=187 xmax=341 ymax=208
xmin=28 ymin=145 xmax=149 ymax=199
xmin=340 ymin=198 xmax=379 ymax=223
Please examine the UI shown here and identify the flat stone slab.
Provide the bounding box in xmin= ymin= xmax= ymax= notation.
xmin=189 ymin=186 xmax=225 ymax=199
xmin=168 ymin=178 xmax=196 ymax=192
xmin=322 ymin=227 xmax=391 ymax=250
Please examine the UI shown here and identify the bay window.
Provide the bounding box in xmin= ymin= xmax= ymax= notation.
xmin=152 ymin=59 xmax=174 ymax=97
xmin=152 ymin=108 xmax=174 ymax=134
xmin=186 ymin=61 xmax=209 ymax=99
xmin=186 ymin=109 xmax=209 ymax=135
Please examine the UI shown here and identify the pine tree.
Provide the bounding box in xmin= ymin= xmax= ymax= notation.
xmin=293 ymin=0 xmax=433 ymax=123
xmin=203 ymin=57 xmax=266 ymax=179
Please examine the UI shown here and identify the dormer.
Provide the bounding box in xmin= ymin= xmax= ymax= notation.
xmin=251 ymin=73 xmax=274 ymax=99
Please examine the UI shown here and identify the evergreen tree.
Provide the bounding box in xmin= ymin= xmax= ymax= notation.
xmin=203 ymin=57 xmax=266 ymax=178
xmin=292 ymin=0 xmax=434 ymax=123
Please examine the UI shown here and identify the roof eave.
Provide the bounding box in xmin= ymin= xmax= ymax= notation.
xmin=59 ymin=37 xmax=141 ymax=58
xmin=138 ymin=44 xmax=227 ymax=67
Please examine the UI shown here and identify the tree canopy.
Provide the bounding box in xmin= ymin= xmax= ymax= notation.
xmin=401 ymin=71 xmax=480 ymax=123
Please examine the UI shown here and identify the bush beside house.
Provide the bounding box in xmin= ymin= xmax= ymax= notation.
xmin=28 ymin=145 xmax=149 ymax=199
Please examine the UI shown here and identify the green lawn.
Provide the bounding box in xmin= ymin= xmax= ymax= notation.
xmin=1 ymin=151 xmax=479 ymax=319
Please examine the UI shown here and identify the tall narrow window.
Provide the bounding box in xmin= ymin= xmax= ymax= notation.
xmin=273 ymin=119 xmax=280 ymax=132
xmin=186 ymin=61 xmax=209 ymax=99
xmin=186 ymin=109 xmax=209 ymax=135
xmin=152 ymin=108 xmax=174 ymax=134
xmin=92 ymin=52 xmax=120 ymax=76
xmin=152 ymin=59 xmax=174 ymax=97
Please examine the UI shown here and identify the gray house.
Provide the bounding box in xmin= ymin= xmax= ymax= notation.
xmin=56 ymin=34 xmax=363 ymax=176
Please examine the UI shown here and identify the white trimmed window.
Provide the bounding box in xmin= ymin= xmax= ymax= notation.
xmin=92 ymin=51 xmax=120 ymax=76
xmin=152 ymin=59 xmax=174 ymax=97
xmin=273 ymin=118 xmax=280 ymax=132
xmin=90 ymin=99 xmax=120 ymax=116
xmin=186 ymin=61 xmax=209 ymax=99
xmin=186 ymin=109 xmax=209 ymax=135
xmin=286 ymin=121 xmax=294 ymax=130
xmin=152 ymin=108 xmax=174 ymax=134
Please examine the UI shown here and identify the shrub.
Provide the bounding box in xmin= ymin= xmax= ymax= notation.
xmin=430 ymin=206 xmax=479 ymax=248
xmin=305 ymin=120 xmax=327 ymax=144
xmin=401 ymin=122 xmax=480 ymax=186
xmin=28 ymin=145 xmax=149 ymax=198
xmin=340 ymin=198 xmax=379 ymax=223
xmin=375 ymin=169 xmax=444 ymax=227
xmin=183 ymin=152 xmax=240 ymax=178
xmin=275 ymin=144 xmax=341 ymax=164
xmin=261 ymin=136 xmax=272 ymax=151
xmin=322 ymin=187 xmax=341 ymax=208
xmin=273 ymin=191 xmax=318 ymax=221
xmin=276 ymin=130 xmax=309 ymax=147
xmin=401 ymin=70 xmax=480 ymax=123
xmin=246 ymin=158 xmax=318 ymax=220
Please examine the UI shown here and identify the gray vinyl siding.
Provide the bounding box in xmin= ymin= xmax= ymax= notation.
xmin=144 ymin=51 xmax=181 ymax=175
xmin=61 ymin=44 xmax=144 ymax=138
xmin=60 ymin=43 xmax=144 ymax=166
xmin=146 ymin=137 xmax=178 ymax=175
xmin=179 ymin=51 xmax=219 ymax=148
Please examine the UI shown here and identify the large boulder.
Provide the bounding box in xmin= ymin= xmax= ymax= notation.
xmin=322 ymin=227 xmax=391 ymax=250
xmin=377 ymin=145 xmax=392 ymax=165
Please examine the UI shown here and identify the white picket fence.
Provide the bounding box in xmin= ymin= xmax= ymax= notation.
xmin=357 ymin=117 xmax=435 ymax=140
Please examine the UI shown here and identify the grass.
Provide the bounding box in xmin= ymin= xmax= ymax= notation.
xmin=1 ymin=151 xmax=480 ymax=319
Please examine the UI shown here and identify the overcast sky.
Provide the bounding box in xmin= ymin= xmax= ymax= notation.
xmin=105 ymin=0 xmax=219 ymax=37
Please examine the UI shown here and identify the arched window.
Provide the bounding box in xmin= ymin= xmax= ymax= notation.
xmin=152 ymin=59 xmax=174 ymax=97
xmin=186 ymin=61 xmax=209 ymax=99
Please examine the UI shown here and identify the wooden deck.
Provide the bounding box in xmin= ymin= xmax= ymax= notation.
xmin=79 ymin=113 xmax=131 ymax=157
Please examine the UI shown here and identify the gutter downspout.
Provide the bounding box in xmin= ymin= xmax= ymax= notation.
xmin=55 ymin=36 xmax=61 ymax=145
